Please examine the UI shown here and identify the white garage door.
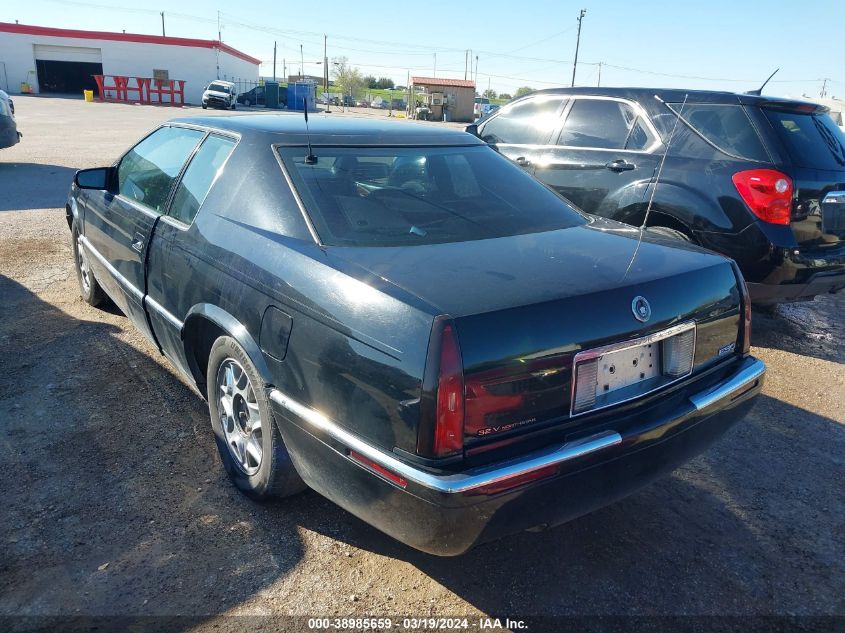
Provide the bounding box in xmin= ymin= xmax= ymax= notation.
xmin=33 ymin=44 xmax=102 ymax=63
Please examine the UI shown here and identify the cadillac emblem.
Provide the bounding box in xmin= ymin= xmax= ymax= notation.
xmin=632 ymin=296 xmax=651 ymax=322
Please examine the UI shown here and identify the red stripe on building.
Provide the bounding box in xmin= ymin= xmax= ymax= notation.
xmin=411 ymin=76 xmax=476 ymax=88
xmin=0 ymin=22 xmax=261 ymax=65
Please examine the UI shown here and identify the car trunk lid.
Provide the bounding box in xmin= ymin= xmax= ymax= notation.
xmin=329 ymin=220 xmax=744 ymax=450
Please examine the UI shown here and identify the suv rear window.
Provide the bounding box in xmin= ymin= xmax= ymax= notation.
xmin=763 ymin=109 xmax=845 ymax=170
xmin=669 ymin=103 xmax=769 ymax=162
xmin=278 ymin=145 xmax=585 ymax=247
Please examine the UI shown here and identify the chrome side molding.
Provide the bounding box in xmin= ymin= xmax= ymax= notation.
xmin=269 ymin=389 xmax=621 ymax=494
xmin=270 ymin=356 xmax=764 ymax=495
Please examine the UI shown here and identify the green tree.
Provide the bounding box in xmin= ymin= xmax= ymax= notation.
xmin=482 ymin=88 xmax=497 ymax=99
xmin=499 ymin=93 xmax=512 ymax=100
xmin=375 ymin=77 xmax=395 ymax=89
xmin=363 ymin=75 xmax=377 ymax=89
xmin=332 ymin=57 xmax=365 ymax=98
xmin=515 ymin=86 xmax=534 ymax=98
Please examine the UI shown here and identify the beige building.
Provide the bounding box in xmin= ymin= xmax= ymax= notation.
xmin=410 ymin=76 xmax=475 ymax=122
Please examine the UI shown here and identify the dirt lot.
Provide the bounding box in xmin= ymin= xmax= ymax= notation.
xmin=1 ymin=96 xmax=843 ymax=631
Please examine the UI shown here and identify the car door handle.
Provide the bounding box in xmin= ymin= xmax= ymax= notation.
xmin=605 ymin=159 xmax=636 ymax=172
xmin=131 ymin=232 xmax=146 ymax=253
xmin=515 ymin=156 xmax=531 ymax=167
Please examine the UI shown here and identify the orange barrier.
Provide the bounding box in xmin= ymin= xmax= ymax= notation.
xmin=93 ymin=75 xmax=185 ymax=106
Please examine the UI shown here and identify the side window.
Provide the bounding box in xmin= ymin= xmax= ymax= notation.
xmin=118 ymin=126 xmax=205 ymax=212
xmin=557 ymin=99 xmax=640 ymax=149
xmin=479 ymin=96 xmax=566 ymax=145
xmin=670 ymin=103 xmax=768 ymax=161
xmin=169 ymin=135 xmax=237 ymax=225
xmin=625 ymin=117 xmax=657 ymax=150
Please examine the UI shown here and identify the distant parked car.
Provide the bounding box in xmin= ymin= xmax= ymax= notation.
xmin=475 ymin=103 xmax=499 ymax=121
xmin=473 ymin=96 xmax=490 ymax=119
xmin=0 ymin=89 xmax=20 ymax=149
xmin=202 ymin=80 xmax=236 ymax=110
xmin=471 ymin=87 xmax=845 ymax=304
xmin=356 ymin=100 xmax=369 ymax=108
xmin=66 ymin=115 xmax=763 ymax=556
xmin=237 ymin=86 xmax=264 ymax=107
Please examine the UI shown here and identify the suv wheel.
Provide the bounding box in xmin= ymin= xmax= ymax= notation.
xmin=207 ymin=336 xmax=306 ymax=500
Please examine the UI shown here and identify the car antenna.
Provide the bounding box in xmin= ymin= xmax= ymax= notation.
xmin=641 ymin=93 xmax=688 ymax=230
xmin=303 ymin=98 xmax=317 ymax=165
xmin=746 ymin=68 xmax=779 ymax=96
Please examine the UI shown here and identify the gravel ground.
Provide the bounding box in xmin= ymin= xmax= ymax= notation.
xmin=1 ymin=96 xmax=843 ymax=631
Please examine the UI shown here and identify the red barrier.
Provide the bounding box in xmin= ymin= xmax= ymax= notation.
xmin=93 ymin=75 xmax=185 ymax=106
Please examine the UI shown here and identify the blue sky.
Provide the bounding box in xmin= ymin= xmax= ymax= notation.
xmin=4 ymin=0 xmax=843 ymax=99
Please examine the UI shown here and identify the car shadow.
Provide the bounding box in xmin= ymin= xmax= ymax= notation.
xmin=0 ymin=274 xmax=307 ymax=620
xmin=0 ymin=163 xmax=77 ymax=212
xmin=290 ymin=393 xmax=844 ymax=617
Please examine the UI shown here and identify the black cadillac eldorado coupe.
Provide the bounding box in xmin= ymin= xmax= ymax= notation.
xmin=67 ymin=115 xmax=765 ymax=555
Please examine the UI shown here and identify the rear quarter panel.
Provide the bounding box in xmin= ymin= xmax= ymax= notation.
xmin=169 ymin=137 xmax=434 ymax=454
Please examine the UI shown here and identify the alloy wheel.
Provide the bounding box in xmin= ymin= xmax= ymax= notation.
xmin=216 ymin=358 xmax=263 ymax=475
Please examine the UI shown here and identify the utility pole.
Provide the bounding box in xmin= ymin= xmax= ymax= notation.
xmin=821 ymin=78 xmax=830 ymax=98
xmin=324 ymin=34 xmax=330 ymax=112
xmin=160 ymin=12 xmax=165 ymax=37
xmin=597 ymin=61 xmax=602 ymax=87
xmin=283 ymin=58 xmax=287 ymax=82
xmin=217 ymin=10 xmax=221 ymax=40
xmin=300 ymin=44 xmax=304 ymax=80
xmin=474 ymin=55 xmax=479 ymax=91
xmin=433 ymin=52 xmax=437 ymax=77
xmin=464 ymin=50 xmax=468 ymax=80
xmin=571 ymin=9 xmax=586 ymax=88
xmin=273 ymin=41 xmax=277 ymax=81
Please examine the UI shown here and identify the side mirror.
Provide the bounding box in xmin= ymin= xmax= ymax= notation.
xmin=465 ymin=123 xmax=479 ymax=137
xmin=75 ymin=167 xmax=111 ymax=190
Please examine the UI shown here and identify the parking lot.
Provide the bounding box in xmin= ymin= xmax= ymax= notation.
xmin=1 ymin=96 xmax=843 ymax=629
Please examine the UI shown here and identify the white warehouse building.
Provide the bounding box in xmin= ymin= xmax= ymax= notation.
xmin=0 ymin=22 xmax=260 ymax=104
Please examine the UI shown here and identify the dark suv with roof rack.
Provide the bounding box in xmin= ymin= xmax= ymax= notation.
xmin=470 ymin=88 xmax=845 ymax=304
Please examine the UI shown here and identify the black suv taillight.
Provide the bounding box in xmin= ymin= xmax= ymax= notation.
xmin=732 ymin=169 xmax=792 ymax=225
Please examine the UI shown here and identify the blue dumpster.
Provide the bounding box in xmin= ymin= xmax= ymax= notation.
xmin=287 ymin=82 xmax=316 ymax=111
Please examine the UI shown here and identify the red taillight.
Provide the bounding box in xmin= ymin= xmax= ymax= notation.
xmin=433 ymin=324 xmax=464 ymax=456
xmin=740 ymin=277 xmax=752 ymax=355
xmin=732 ymin=169 xmax=792 ymax=225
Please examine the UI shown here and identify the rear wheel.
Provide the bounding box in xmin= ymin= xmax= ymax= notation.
xmin=71 ymin=223 xmax=107 ymax=307
xmin=244 ymin=99 xmax=251 ymax=107
xmin=647 ymin=225 xmax=692 ymax=242
xmin=207 ymin=336 xmax=305 ymax=499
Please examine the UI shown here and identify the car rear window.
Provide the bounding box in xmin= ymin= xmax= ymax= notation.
xmin=763 ymin=109 xmax=845 ymax=170
xmin=277 ymin=145 xmax=585 ymax=247
xmin=669 ymin=103 xmax=769 ymax=162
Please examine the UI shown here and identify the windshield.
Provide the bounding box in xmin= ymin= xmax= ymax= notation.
xmin=208 ymin=83 xmax=231 ymax=93
xmin=764 ymin=109 xmax=845 ymax=170
xmin=278 ymin=145 xmax=585 ymax=247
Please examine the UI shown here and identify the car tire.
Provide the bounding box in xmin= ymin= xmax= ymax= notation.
xmin=202 ymin=103 xmax=207 ymax=109
xmin=230 ymin=102 xmax=236 ymax=110
xmin=244 ymin=99 xmax=251 ymax=107
xmin=207 ymin=336 xmax=306 ymax=500
xmin=71 ymin=223 xmax=107 ymax=308
xmin=647 ymin=225 xmax=692 ymax=242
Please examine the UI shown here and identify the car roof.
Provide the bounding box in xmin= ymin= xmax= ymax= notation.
xmin=523 ymin=86 xmax=829 ymax=111
xmin=169 ymin=114 xmax=484 ymax=146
